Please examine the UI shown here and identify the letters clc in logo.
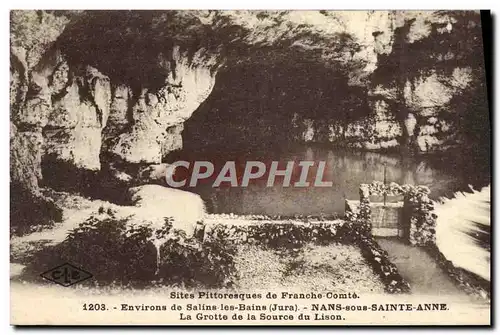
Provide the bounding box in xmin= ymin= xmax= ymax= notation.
xmin=40 ymin=263 xmax=93 ymax=287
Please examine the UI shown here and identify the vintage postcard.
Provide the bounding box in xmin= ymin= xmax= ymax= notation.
xmin=10 ymin=10 xmax=491 ymax=325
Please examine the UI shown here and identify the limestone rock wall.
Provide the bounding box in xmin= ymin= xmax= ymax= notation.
xmin=44 ymin=64 xmax=111 ymax=171
xmin=291 ymin=64 xmax=478 ymax=152
xmin=10 ymin=11 xmax=72 ymax=193
xmin=11 ymin=43 xmax=217 ymax=192
xmin=292 ymin=100 xmax=403 ymax=151
xmin=10 ymin=10 xmax=221 ymax=192
xmin=10 ymin=10 xmax=487 ymax=195
xmin=106 ymin=48 xmax=217 ymax=164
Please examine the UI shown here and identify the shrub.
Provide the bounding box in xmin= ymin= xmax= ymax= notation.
xmin=158 ymin=225 xmax=238 ymax=288
xmin=29 ymin=211 xmax=237 ymax=288
xmin=49 ymin=213 xmax=158 ymax=285
xmin=10 ymin=185 xmax=63 ymax=237
xmin=208 ymin=220 xmax=357 ymax=250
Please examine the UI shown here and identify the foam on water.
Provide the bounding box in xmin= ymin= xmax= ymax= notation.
xmin=435 ymin=184 xmax=490 ymax=281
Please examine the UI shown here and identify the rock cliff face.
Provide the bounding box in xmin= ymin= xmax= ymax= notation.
xmin=10 ymin=11 xmax=71 ymax=193
xmin=105 ymin=48 xmax=217 ymax=164
xmin=10 ymin=11 xmax=222 ymax=193
xmin=10 ymin=10 xmax=488 ymax=195
xmin=291 ymin=100 xmax=403 ymax=151
xmin=11 ymin=45 xmax=115 ymax=191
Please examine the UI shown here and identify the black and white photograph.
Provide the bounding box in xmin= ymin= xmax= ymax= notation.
xmin=9 ymin=9 xmax=491 ymax=325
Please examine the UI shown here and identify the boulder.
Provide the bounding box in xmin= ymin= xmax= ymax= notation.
xmin=137 ymin=163 xmax=175 ymax=184
xmin=127 ymin=185 xmax=206 ymax=237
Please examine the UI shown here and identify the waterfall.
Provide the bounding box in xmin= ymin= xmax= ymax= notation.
xmin=153 ymin=239 xmax=163 ymax=276
xmin=434 ymin=184 xmax=490 ymax=281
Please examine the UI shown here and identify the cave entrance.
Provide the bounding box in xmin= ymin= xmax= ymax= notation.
xmin=181 ymin=63 xmax=371 ymax=152
xmin=164 ymin=64 xmax=463 ymax=217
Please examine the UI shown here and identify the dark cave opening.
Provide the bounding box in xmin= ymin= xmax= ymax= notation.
xmin=181 ymin=62 xmax=371 ymax=153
